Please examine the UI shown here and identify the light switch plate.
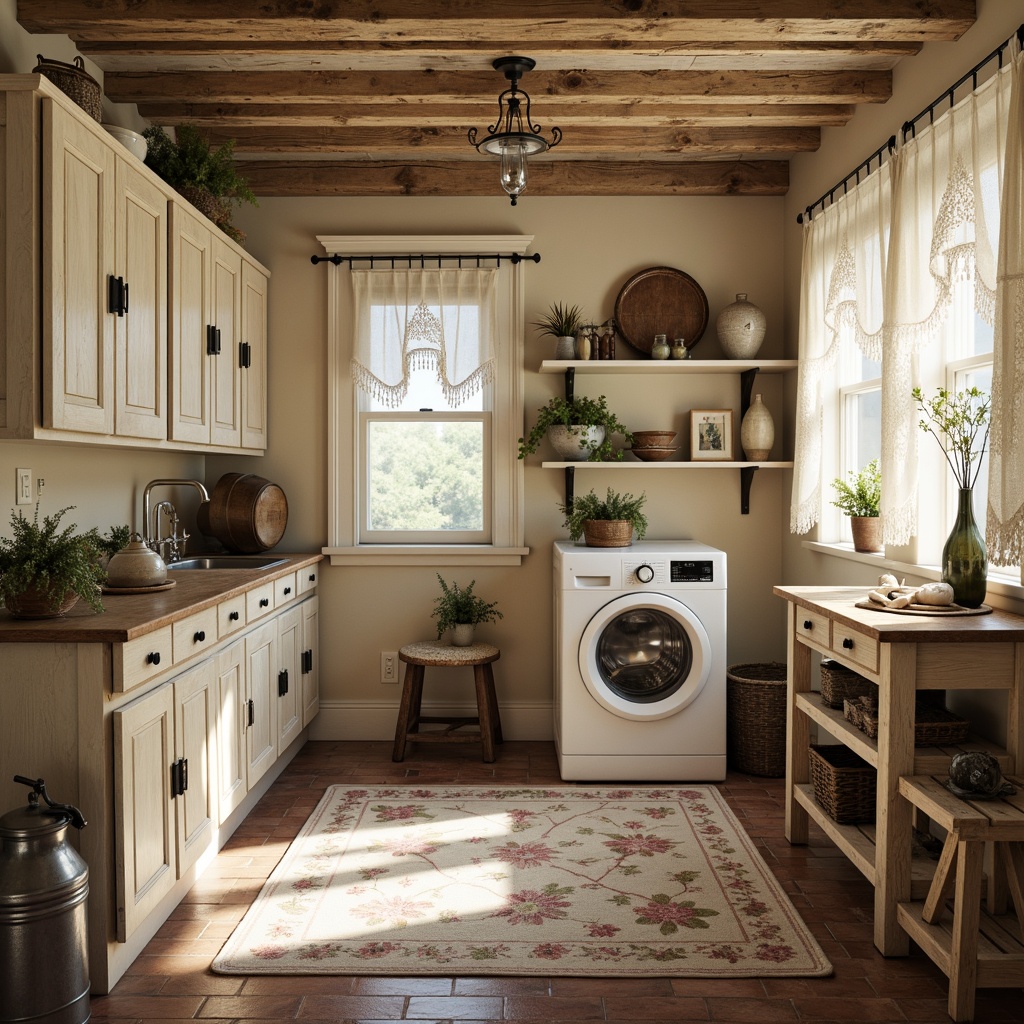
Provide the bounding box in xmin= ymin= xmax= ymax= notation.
xmin=15 ymin=468 xmax=32 ymax=505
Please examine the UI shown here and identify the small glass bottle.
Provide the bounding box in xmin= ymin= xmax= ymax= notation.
xmin=671 ymin=337 xmax=688 ymax=359
xmin=651 ymin=334 xmax=670 ymax=360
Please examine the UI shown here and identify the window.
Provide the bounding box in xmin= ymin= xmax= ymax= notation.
xmin=320 ymin=235 xmax=532 ymax=566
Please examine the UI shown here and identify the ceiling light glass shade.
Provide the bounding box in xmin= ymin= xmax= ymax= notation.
xmin=498 ymin=139 xmax=529 ymax=202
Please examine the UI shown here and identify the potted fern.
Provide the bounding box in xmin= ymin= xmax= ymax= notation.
xmin=560 ymin=487 xmax=649 ymax=547
xmin=533 ymin=302 xmax=584 ymax=359
xmin=431 ymin=574 xmax=503 ymax=646
xmin=518 ymin=394 xmax=632 ymax=462
xmin=830 ymin=458 xmax=882 ymax=553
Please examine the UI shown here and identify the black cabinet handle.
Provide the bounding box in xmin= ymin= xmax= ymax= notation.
xmin=246 ymin=699 xmax=255 ymax=727
xmin=284 ymin=586 xmax=292 ymax=595
xmin=123 ymin=281 xmax=129 ymax=313
xmin=239 ymin=341 xmax=251 ymax=369
xmin=229 ymin=610 xmax=240 ymax=621
xmin=206 ymin=324 xmax=216 ymax=355
xmin=278 ymin=669 xmax=289 ymax=696
xmin=309 ymin=573 xmax=316 ymax=583
xmin=302 ymin=649 xmax=313 ymax=674
xmin=260 ymin=597 xmax=269 ymax=608
xmin=215 ymin=327 xmax=222 ymax=354
xmin=169 ymin=757 xmax=189 ymax=797
xmin=842 ymin=637 xmax=854 ymax=649
xmin=194 ymin=630 xmax=206 ymax=643
xmin=108 ymin=275 xmax=126 ymax=316
xmin=803 ymin=620 xmax=812 ymax=630
xmin=146 ymin=651 xmax=161 ymax=666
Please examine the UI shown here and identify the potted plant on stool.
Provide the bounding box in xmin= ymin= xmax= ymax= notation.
xmin=432 ymin=574 xmax=503 ymax=646
xmin=560 ymin=487 xmax=648 ymax=547
xmin=830 ymin=458 xmax=882 ymax=553
xmin=518 ymin=394 xmax=632 ymax=463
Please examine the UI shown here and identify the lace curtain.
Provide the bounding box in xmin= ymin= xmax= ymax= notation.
xmin=792 ymin=41 xmax=1022 ymax=550
xmin=350 ymin=268 xmax=497 ymax=408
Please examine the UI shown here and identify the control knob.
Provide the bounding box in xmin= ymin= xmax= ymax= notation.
xmin=635 ymin=564 xmax=655 ymax=584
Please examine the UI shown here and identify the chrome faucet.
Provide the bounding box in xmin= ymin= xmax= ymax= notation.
xmin=142 ymin=479 xmax=211 ymax=563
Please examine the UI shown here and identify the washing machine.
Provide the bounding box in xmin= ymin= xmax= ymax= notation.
xmin=553 ymin=540 xmax=727 ymax=781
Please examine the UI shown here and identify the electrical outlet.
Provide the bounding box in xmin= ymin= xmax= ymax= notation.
xmin=15 ymin=468 xmax=32 ymax=506
xmin=380 ymin=651 xmax=399 ymax=683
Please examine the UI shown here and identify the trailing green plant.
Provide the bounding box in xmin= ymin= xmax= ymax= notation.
xmin=518 ymin=394 xmax=632 ymax=462
xmin=533 ymin=302 xmax=584 ymax=338
xmin=912 ymin=385 xmax=991 ymax=490
xmin=431 ymin=574 xmax=503 ymax=638
xmin=830 ymin=458 xmax=881 ymax=518
xmin=0 ymin=505 xmax=105 ymax=613
xmin=560 ymin=487 xmax=649 ymax=542
xmin=84 ymin=523 xmax=132 ymax=559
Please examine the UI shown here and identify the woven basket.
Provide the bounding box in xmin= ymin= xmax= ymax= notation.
xmin=860 ymin=702 xmax=970 ymax=746
xmin=582 ymin=519 xmax=634 ymax=547
xmin=726 ymin=662 xmax=787 ymax=777
xmin=178 ymin=185 xmax=230 ymax=226
xmin=4 ymin=585 xmax=80 ymax=619
xmin=809 ymin=743 xmax=876 ymax=823
xmin=33 ymin=55 xmax=102 ymax=122
xmin=819 ymin=658 xmax=874 ymax=708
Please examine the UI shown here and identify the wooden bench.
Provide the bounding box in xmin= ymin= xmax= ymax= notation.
xmin=897 ymin=774 xmax=1024 ymax=1022
xmin=391 ymin=641 xmax=503 ymax=763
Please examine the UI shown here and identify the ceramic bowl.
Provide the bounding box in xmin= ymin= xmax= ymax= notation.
xmin=102 ymin=124 xmax=148 ymax=161
xmin=631 ymin=445 xmax=678 ymax=462
xmin=630 ymin=430 xmax=677 ymax=448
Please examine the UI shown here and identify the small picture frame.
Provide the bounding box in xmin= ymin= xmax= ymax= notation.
xmin=690 ymin=409 xmax=734 ymax=461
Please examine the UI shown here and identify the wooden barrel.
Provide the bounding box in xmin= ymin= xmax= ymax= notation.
xmin=199 ymin=473 xmax=288 ymax=553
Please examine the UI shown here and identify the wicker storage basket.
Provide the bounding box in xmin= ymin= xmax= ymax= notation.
xmin=860 ymin=702 xmax=970 ymax=746
xmin=726 ymin=662 xmax=788 ymax=777
xmin=808 ymin=743 xmax=876 ymax=823
xmin=819 ymin=658 xmax=874 ymax=708
xmin=582 ymin=519 xmax=634 ymax=547
xmin=33 ymin=55 xmax=102 ymax=121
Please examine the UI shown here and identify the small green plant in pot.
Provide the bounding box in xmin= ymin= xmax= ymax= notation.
xmin=560 ymin=487 xmax=648 ymax=547
xmin=518 ymin=394 xmax=632 ymax=463
xmin=431 ymin=574 xmax=503 ymax=646
xmin=84 ymin=524 xmax=132 ymax=565
xmin=830 ymin=458 xmax=882 ymax=553
xmin=533 ymin=302 xmax=583 ymax=359
xmin=0 ymin=505 xmax=105 ymax=618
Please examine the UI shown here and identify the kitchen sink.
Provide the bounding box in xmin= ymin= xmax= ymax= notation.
xmin=166 ymin=555 xmax=289 ymax=571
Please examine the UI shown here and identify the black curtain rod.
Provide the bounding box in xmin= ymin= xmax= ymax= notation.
xmin=310 ymin=252 xmax=541 ymax=267
xmin=797 ymin=23 xmax=1024 ymax=224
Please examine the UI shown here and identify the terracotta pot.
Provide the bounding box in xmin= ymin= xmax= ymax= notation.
xmin=4 ymin=585 xmax=80 ymax=619
xmin=850 ymin=516 xmax=882 ymax=553
xmin=583 ymin=519 xmax=634 ymax=547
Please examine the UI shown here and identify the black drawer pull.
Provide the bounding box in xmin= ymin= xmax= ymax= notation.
xmin=803 ymin=620 xmax=812 ymax=630
xmin=284 ymin=586 xmax=292 ymax=595
xmin=842 ymin=637 xmax=854 ymax=649
xmin=146 ymin=651 xmax=161 ymax=666
xmin=260 ymin=597 xmax=270 ymax=608
xmin=194 ymin=630 xmax=206 ymax=643
xmin=309 ymin=573 xmax=316 ymax=582
xmin=229 ymin=610 xmax=240 ymax=621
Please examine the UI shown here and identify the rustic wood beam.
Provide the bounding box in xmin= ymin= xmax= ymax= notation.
xmin=104 ymin=69 xmax=892 ymax=106
xmin=204 ymin=125 xmax=820 ymax=155
xmin=17 ymin=0 xmax=976 ymax=44
xmin=235 ymin=158 xmax=790 ymax=197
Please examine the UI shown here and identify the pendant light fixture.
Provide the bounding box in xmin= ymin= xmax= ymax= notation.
xmin=468 ymin=56 xmax=562 ymax=206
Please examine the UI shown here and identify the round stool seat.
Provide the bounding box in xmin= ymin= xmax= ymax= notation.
xmin=399 ymin=641 xmax=500 ymax=667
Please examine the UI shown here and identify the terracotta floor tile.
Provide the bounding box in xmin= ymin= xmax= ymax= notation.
xmin=453 ymin=977 xmax=550 ymax=995
xmin=603 ymin=994 xmax=709 ymax=1018
xmin=297 ymin=994 xmax=408 ymax=1018
xmin=156 ymin=974 xmax=245 ymax=996
xmin=351 ymin=976 xmax=455 ymax=995
xmin=239 ymin=976 xmax=357 ymax=995
xmin=705 ymin=996 xmax=799 ymax=1021
xmin=197 ymin=994 xmax=303 ymax=1018
xmin=404 ymin=995 xmax=505 ymax=1018
xmin=788 ymin=995 xmax=905 ymax=1021
xmin=88 ymin=995 xmax=204 ymax=1018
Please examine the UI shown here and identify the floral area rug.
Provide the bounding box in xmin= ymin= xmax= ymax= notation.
xmin=212 ymin=786 xmax=831 ymax=977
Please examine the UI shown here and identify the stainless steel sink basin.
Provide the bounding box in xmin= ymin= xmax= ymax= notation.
xmin=166 ymin=555 xmax=289 ymax=571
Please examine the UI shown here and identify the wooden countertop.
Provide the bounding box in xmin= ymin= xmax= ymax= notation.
xmin=0 ymin=554 xmax=322 ymax=643
xmin=774 ymin=585 xmax=1024 ymax=643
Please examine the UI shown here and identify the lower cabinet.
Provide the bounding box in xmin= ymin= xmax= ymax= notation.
xmin=301 ymin=595 xmax=320 ymax=726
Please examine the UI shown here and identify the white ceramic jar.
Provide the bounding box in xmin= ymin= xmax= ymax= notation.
xmin=740 ymin=394 xmax=775 ymax=461
xmin=717 ymin=293 xmax=767 ymax=359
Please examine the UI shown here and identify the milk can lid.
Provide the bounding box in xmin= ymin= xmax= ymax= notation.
xmin=0 ymin=776 xmax=86 ymax=838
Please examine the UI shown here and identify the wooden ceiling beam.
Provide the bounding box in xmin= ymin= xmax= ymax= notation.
xmin=235 ymin=158 xmax=790 ymax=197
xmin=18 ymin=0 xmax=976 ymax=44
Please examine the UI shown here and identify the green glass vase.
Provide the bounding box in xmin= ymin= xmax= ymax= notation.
xmin=941 ymin=487 xmax=987 ymax=608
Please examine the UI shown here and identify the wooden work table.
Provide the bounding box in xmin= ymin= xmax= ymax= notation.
xmin=773 ymin=585 xmax=1024 ymax=956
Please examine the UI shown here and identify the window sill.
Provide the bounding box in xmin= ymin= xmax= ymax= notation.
xmin=324 ymin=545 xmax=530 ymax=567
xmin=802 ymin=541 xmax=1024 ymax=601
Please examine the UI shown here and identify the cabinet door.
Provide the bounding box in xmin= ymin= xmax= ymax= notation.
xmin=210 ymin=238 xmax=242 ymax=447
xmin=276 ymin=605 xmax=302 ymax=751
xmin=215 ymin=638 xmax=247 ymax=824
xmin=42 ymin=100 xmax=115 ymax=434
xmin=240 ymin=259 xmax=268 ymax=450
xmin=173 ymin=660 xmax=217 ymax=876
xmin=115 ymin=157 xmax=167 ymax=439
xmin=301 ymin=595 xmax=320 ymax=727
xmin=113 ymin=683 xmax=176 ymax=942
xmin=245 ymin=620 xmax=278 ymax=788
xmin=169 ymin=203 xmax=211 ymax=442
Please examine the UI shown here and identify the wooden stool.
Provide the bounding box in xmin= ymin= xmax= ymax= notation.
xmin=897 ymin=774 xmax=1024 ymax=1022
xmin=392 ymin=642 xmax=503 ymax=763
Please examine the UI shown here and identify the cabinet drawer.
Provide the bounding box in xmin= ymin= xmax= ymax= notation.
xmin=246 ymin=581 xmax=275 ymax=622
xmin=275 ymin=572 xmax=297 ymax=606
xmin=116 ymin=626 xmax=174 ymax=692
xmin=297 ymin=565 xmax=319 ymax=595
xmin=172 ymin=607 xmax=218 ymax=663
xmin=832 ymin=623 xmax=879 ymax=674
xmin=218 ymin=594 xmax=246 ymax=638
xmin=796 ymin=608 xmax=830 ymax=648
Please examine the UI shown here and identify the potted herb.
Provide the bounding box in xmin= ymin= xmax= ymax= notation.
xmin=142 ymin=124 xmax=258 ymax=243
xmin=830 ymin=458 xmax=882 ymax=553
xmin=518 ymin=394 xmax=632 ymax=463
xmin=85 ymin=524 xmax=132 ymax=568
xmin=431 ymin=574 xmax=503 ymax=646
xmin=533 ymin=302 xmax=584 ymax=359
xmin=560 ymin=487 xmax=648 ymax=547
xmin=0 ymin=505 xmax=105 ymax=618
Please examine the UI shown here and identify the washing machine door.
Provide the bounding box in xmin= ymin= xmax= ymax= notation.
xmin=578 ymin=592 xmax=712 ymax=722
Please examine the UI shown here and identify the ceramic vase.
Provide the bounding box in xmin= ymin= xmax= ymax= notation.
xmin=451 ymin=623 xmax=475 ymax=647
xmin=574 ymin=330 xmax=591 ymax=361
xmin=740 ymin=393 xmax=774 ymax=461
xmin=942 ymin=487 xmax=987 ymax=608
xmin=717 ymin=293 xmax=767 ymax=359
xmin=554 ymin=336 xmax=576 ymax=360
xmin=547 ymin=424 xmax=605 ymax=461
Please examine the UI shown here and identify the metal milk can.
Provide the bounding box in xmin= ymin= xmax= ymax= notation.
xmin=0 ymin=776 xmax=90 ymax=1024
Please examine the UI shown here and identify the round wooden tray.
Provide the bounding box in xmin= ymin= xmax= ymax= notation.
xmin=613 ymin=266 xmax=709 ymax=355
xmin=102 ymin=579 xmax=176 ymax=595
xmin=854 ymin=599 xmax=991 ymax=616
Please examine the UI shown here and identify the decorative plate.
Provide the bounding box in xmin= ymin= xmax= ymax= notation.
xmin=613 ymin=266 xmax=709 ymax=355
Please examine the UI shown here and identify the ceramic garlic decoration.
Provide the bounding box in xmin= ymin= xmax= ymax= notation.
xmin=740 ymin=393 xmax=775 ymax=461
xmin=717 ymin=293 xmax=766 ymax=359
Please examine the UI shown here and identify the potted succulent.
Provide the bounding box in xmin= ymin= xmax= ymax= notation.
xmin=142 ymin=124 xmax=258 ymax=244
xmin=560 ymin=487 xmax=649 ymax=547
xmin=0 ymin=505 xmax=105 ymax=618
xmin=518 ymin=394 xmax=632 ymax=463
xmin=431 ymin=574 xmax=503 ymax=646
xmin=533 ymin=302 xmax=584 ymax=359
xmin=830 ymin=458 xmax=882 ymax=553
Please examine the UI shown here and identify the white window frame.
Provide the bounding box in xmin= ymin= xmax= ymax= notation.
xmin=320 ymin=234 xmax=531 ymax=566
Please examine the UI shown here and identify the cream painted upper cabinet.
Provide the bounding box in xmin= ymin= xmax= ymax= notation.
xmin=240 ymin=259 xmax=268 ymax=450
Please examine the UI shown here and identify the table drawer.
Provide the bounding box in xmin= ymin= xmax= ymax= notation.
xmin=275 ymin=572 xmax=297 ymax=606
xmin=297 ymin=565 xmax=319 ymax=595
xmin=246 ymin=581 xmax=275 ymax=622
xmin=116 ymin=626 xmax=173 ymax=692
xmin=172 ymin=607 xmax=219 ymax=663
xmin=796 ymin=608 xmax=831 ymax=647
xmin=218 ymin=594 xmax=247 ymax=638
xmin=832 ymin=622 xmax=879 ymax=674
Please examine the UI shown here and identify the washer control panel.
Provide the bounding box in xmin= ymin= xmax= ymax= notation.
xmin=625 ymin=559 xmax=666 ymax=585
xmin=670 ymin=560 xmax=715 ymax=583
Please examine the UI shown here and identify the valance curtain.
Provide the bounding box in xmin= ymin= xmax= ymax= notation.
xmin=350 ymin=267 xmax=498 ymax=408
xmin=792 ymin=40 xmax=1022 ymax=553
